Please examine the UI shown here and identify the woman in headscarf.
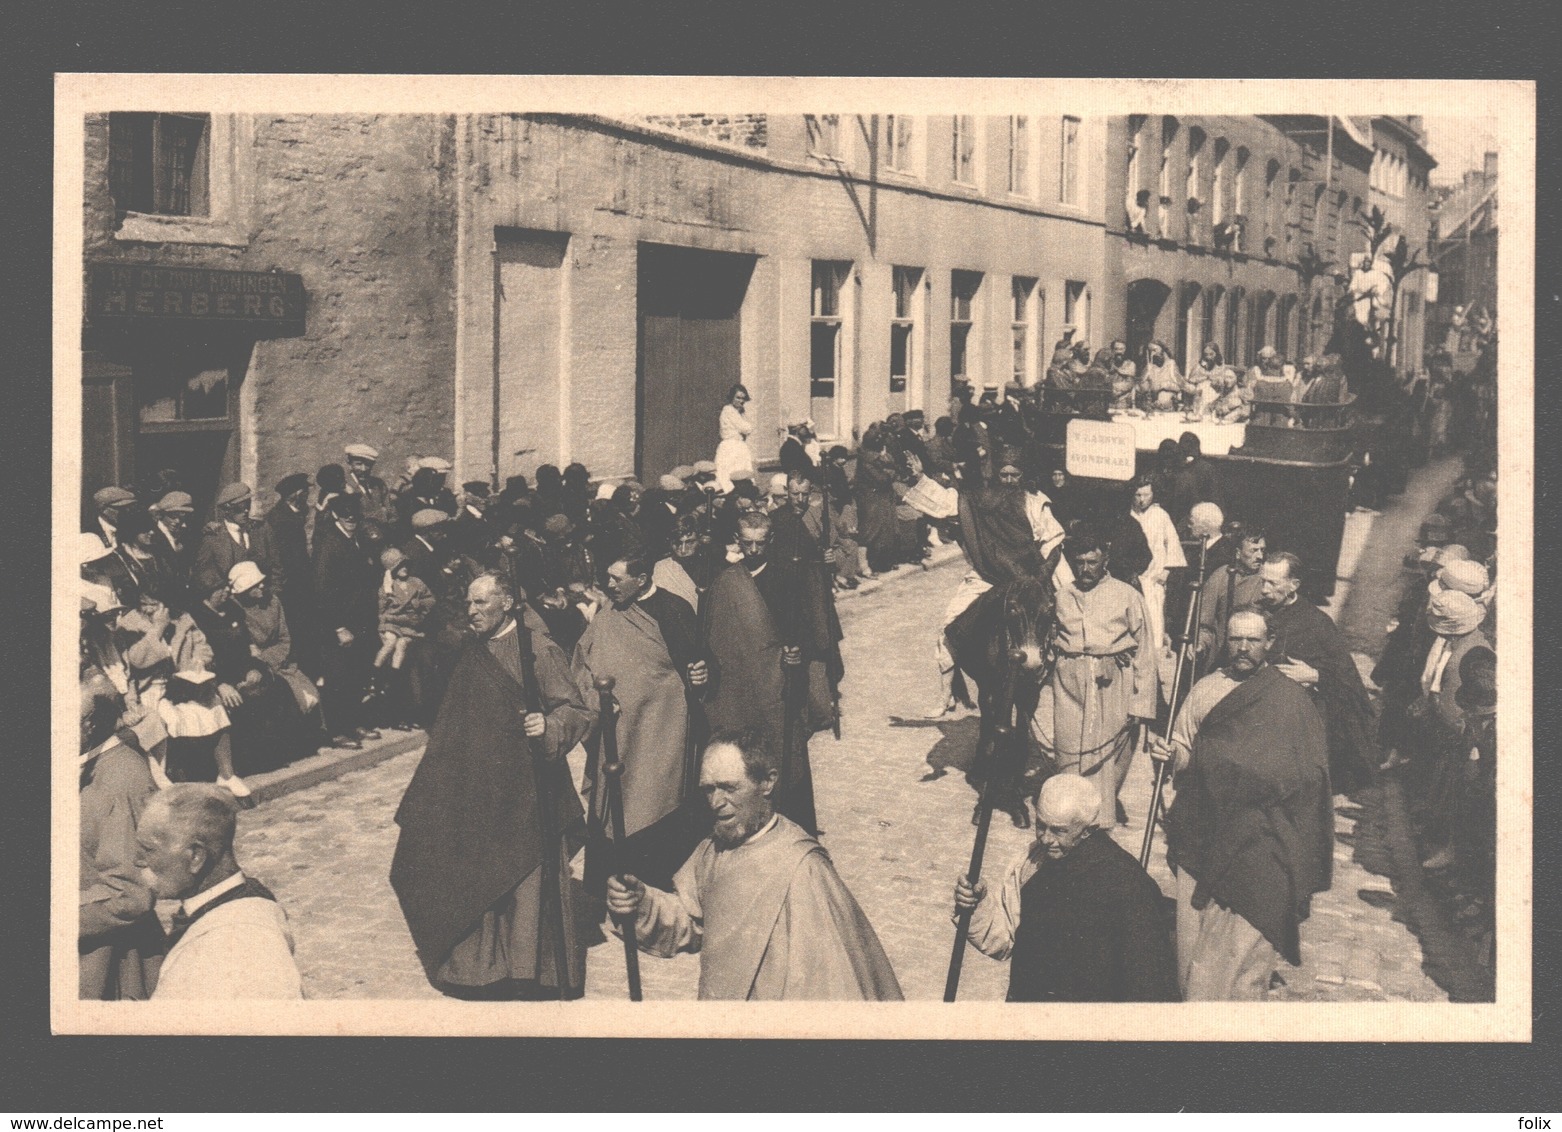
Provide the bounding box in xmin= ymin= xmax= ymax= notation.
xmin=1410 ymin=588 xmax=1493 ymax=871
xmin=714 ymin=384 xmax=756 ymax=493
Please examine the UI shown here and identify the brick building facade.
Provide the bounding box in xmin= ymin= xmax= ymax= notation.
xmin=81 ymin=108 xmax=1418 ymax=519
xmin=1104 ymin=114 xmax=1374 ymax=377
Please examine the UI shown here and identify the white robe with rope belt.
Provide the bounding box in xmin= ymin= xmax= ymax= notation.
xmin=1031 ymin=577 xmax=1158 ymax=826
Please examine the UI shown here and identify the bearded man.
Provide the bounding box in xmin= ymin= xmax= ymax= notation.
xmin=605 ymin=727 xmax=902 ymax=1000
xmin=1150 ymin=609 xmax=1332 ymax=1000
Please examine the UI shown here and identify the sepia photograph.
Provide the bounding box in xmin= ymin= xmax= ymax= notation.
xmin=52 ymin=75 xmax=1533 ymax=1041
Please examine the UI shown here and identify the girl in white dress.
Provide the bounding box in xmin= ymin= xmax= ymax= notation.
xmin=713 ymin=384 xmax=756 ymax=493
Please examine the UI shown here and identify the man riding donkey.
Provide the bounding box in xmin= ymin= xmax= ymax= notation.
xmin=941 ymin=446 xmax=1066 ymax=828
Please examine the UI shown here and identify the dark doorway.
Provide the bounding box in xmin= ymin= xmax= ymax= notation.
xmin=1125 ymin=278 xmax=1171 ymax=368
xmin=636 ymin=244 xmax=757 ymax=480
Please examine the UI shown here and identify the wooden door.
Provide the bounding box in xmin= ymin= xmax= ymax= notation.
xmin=637 ymin=245 xmax=754 ymax=479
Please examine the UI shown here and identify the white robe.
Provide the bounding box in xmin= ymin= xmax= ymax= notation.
xmin=1132 ymin=503 xmax=1186 ymax=685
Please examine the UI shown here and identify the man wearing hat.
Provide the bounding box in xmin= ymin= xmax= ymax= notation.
xmin=149 ymin=492 xmax=197 ymax=594
xmin=193 ymin=484 xmax=284 ymax=598
xmin=396 ymin=458 xmax=458 ymax=529
xmin=88 ymin=486 xmax=137 ymax=549
xmin=312 ymin=493 xmax=381 ymax=749
xmin=452 ymin=480 xmax=499 ymax=564
xmin=265 ymin=473 xmax=319 ymax=675
xmin=343 ymin=443 xmax=395 ymax=535
xmin=82 ymin=517 xmax=140 ymax=610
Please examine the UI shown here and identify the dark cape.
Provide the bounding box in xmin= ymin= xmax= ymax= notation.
xmin=1165 ymin=664 xmax=1333 ymax=965
xmin=390 ymin=629 xmax=588 ymax=978
xmin=1268 ymin=598 xmax=1377 ymax=796
xmin=956 ymin=485 xmax=1044 ymax=586
xmin=703 ymin=562 xmax=817 ymax=834
xmin=1008 ymin=832 xmax=1179 ymax=1002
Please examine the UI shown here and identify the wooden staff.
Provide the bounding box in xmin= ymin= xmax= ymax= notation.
xmin=515 ymin=624 xmax=574 ymax=1000
xmin=595 ymin=676 xmax=643 ymax=1001
xmin=945 ymin=648 xmax=1024 ymax=1002
xmin=1139 ymin=534 xmax=1209 ymax=870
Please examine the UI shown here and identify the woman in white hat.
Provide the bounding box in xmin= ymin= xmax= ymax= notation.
xmin=714 ymin=384 xmax=756 ymax=494
xmin=1412 ymin=588 xmax=1493 ymax=870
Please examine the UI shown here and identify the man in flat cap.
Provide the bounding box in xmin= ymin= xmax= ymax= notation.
xmin=88 ymin=486 xmax=137 ymax=550
xmin=452 ymin=481 xmax=498 ymax=565
xmin=193 ymin=484 xmax=284 ymax=598
xmin=343 ymin=443 xmax=396 ymax=545
xmin=149 ymin=492 xmax=197 ymax=593
xmin=396 ymin=458 xmax=458 ymax=530
xmin=312 ymin=493 xmax=381 ymax=749
xmin=266 ymin=472 xmax=319 ymax=676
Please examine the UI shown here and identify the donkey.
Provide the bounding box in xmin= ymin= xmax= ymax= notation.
xmin=943 ymin=544 xmax=1064 ymax=827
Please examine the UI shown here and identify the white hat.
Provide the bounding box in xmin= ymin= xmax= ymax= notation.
xmin=595 ymin=481 xmax=619 ymax=502
xmin=344 ymin=443 xmax=380 ymax=461
xmin=78 ymin=533 xmax=115 ymax=565
xmin=768 ymin=473 xmax=789 ymax=496
xmin=227 ymin=560 xmax=266 ymax=594
xmin=81 ymin=580 xmax=122 ymax=615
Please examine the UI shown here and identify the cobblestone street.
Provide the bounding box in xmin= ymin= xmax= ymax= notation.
xmin=234 ymin=464 xmax=1459 ymax=1004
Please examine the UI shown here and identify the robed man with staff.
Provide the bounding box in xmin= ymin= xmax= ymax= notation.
xmin=606 ymin=726 xmax=902 ymax=1001
xmin=572 ymin=551 xmax=711 ymax=893
xmin=391 ymin=572 xmax=595 ymax=1000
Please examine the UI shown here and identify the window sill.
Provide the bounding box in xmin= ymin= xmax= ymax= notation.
xmin=115 ymin=212 xmax=251 ymax=248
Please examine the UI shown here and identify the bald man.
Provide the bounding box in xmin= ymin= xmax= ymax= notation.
xmin=138 ymin=784 xmax=303 ymax=999
xmin=953 ymin=773 xmax=1179 ymax=1002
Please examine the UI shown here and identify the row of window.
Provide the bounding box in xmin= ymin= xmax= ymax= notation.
xmin=1125 ymin=116 xmax=1364 ymax=263
xmin=806 ymin=259 xmax=1090 ymax=433
xmin=806 ymin=114 xmax=1084 ymax=206
xmin=1371 ymin=147 xmax=1424 ymax=199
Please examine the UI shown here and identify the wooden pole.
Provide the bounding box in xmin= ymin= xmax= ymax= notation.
xmin=945 ymin=649 xmax=1024 ymax=1002
xmin=595 ymin=677 xmax=643 ymax=1001
xmin=1140 ymin=535 xmax=1209 ymax=869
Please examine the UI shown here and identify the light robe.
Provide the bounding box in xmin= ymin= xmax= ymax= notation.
xmin=1031 ymin=577 xmax=1157 ymax=827
xmin=1132 ymin=503 xmax=1186 ymax=686
xmin=153 ymin=893 xmax=303 ymax=1000
xmin=630 ymin=815 xmax=903 ymax=1000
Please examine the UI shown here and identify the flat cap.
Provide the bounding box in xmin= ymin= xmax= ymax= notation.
xmin=667 ymin=465 xmax=696 ymax=481
xmin=692 ymin=460 xmax=717 ymax=476
xmin=344 ymin=443 xmax=380 ymax=461
xmin=93 ymin=486 xmax=136 ymax=510
xmin=151 ymin=491 xmax=195 ymax=514
xmin=595 ymin=481 xmax=619 ymax=502
xmin=410 ymin=508 xmax=451 ymax=530
xmin=216 ymin=483 xmax=253 ymax=508
xmin=274 ymin=473 xmax=312 ymax=497
xmin=658 ymin=474 xmax=686 ymax=492
xmin=1432 ymin=559 xmax=1491 ymax=597
xmin=417 ymin=457 xmax=453 ymax=474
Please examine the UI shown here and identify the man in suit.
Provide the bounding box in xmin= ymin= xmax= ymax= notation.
xmin=192 ymin=483 xmax=284 ymax=597
xmin=266 ymin=472 xmax=318 ymax=676
xmin=88 ymin=485 xmax=137 ymax=549
xmin=343 ymin=443 xmax=396 ymax=546
xmin=312 ymin=493 xmax=381 ymax=749
xmin=395 ymin=457 xmax=459 ymax=529
xmin=138 ymin=784 xmax=303 ymax=999
xmin=149 ymin=491 xmax=197 ymax=602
